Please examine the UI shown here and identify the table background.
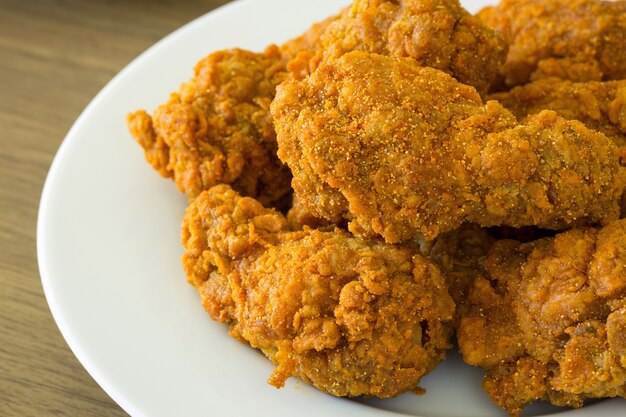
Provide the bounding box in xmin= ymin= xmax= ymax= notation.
xmin=0 ymin=1 xmax=230 ymax=415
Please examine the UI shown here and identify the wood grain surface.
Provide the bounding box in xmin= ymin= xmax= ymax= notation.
xmin=0 ymin=1 xmax=230 ymax=415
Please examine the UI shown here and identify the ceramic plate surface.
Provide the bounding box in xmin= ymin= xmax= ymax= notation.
xmin=37 ymin=0 xmax=626 ymax=416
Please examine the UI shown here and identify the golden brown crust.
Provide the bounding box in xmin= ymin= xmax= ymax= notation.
xmin=490 ymin=77 xmax=626 ymax=148
xmin=311 ymin=0 xmax=507 ymax=95
xmin=181 ymin=185 xmax=455 ymax=398
xmin=127 ymin=46 xmax=292 ymax=206
xmin=272 ymin=51 xmax=626 ymax=242
xmin=126 ymin=109 xmax=172 ymax=179
xmin=479 ymin=0 xmax=626 ymax=89
xmin=285 ymin=194 xmax=336 ymax=231
xmin=457 ymin=220 xmax=626 ymax=416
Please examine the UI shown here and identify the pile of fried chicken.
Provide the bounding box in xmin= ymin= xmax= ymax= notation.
xmin=127 ymin=0 xmax=626 ymax=415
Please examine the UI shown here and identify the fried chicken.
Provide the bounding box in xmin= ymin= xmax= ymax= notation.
xmin=491 ymin=78 xmax=626 ymax=149
xmin=126 ymin=46 xmax=292 ymax=206
xmin=181 ymin=184 xmax=455 ymax=398
xmin=301 ymin=0 xmax=507 ymax=95
xmin=490 ymin=77 xmax=626 ymax=216
xmin=126 ymin=0 xmax=506 ymax=203
xmin=456 ymin=220 xmax=626 ymax=416
xmin=478 ymin=0 xmax=626 ymax=89
xmin=272 ymin=51 xmax=626 ymax=242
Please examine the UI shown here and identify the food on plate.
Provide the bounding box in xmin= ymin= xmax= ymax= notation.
xmin=295 ymin=0 xmax=507 ymax=95
xmin=456 ymin=220 xmax=626 ymax=416
xmin=478 ymin=0 xmax=626 ymax=89
xmin=490 ymin=77 xmax=626 ymax=148
xmin=272 ymin=51 xmax=626 ymax=242
xmin=127 ymin=0 xmax=626 ymax=412
xmin=181 ymin=185 xmax=455 ymax=397
xmin=127 ymin=46 xmax=292 ymax=206
xmin=124 ymin=0 xmax=507 ymax=205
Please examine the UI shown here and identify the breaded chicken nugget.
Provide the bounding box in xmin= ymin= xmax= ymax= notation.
xmin=312 ymin=0 xmax=507 ymax=95
xmin=127 ymin=46 xmax=291 ymax=206
xmin=457 ymin=220 xmax=626 ymax=416
xmin=182 ymin=185 xmax=455 ymax=398
xmin=479 ymin=0 xmax=626 ymax=88
xmin=272 ymin=52 xmax=626 ymax=242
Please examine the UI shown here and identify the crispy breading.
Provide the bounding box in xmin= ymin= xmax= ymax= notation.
xmin=306 ymin=0 xmax=507 ymax=95
xmin=127 ymin=46 xmax=291 ymax=206
xmin=460 ymin=224 xmax=626 ymax=415
xmin=457 ymin=220 xmax=626 ymax=416
xmin=272 ymin=51 xmax=626 ymax=242
xmin=285 ymin=194 xmax=336 ymax=231
xmin=478 ymin=0 xmax=626 ymax=89
xmin=490 ymin=77 xmax=626 ymax=148
xmin=181 ymin=185 xmax=455 ymax=398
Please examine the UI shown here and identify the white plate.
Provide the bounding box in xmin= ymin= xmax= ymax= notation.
xmin=37 ymin=0 xmax=626 ymax=416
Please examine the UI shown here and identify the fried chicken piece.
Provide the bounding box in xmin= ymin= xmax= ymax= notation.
xmin=457 ymin=220 xmax=626 ymax=416
xmin=182 ymin=184 xmax=455 ymax=398
xmin=491 ymin=78 xmax=626 ymax=148
xmin=490 ymin=78 xmax=626 ymax=215
xmin=479 ymin=0 xmax=626 ymax=89
xmin=301 ymin=0 xmax=507 ymax=95
xmin=126 ymin=46 xmax=292 ymax=206
xmin=272 ymin=51 xmax=626 ymax=242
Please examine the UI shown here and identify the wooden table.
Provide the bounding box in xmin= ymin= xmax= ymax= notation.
xmin=0 ymin=1 xmax=230 ymax=415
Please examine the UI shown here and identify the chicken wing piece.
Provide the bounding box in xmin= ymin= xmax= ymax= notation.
xmin=304 ymin=0 xmax=507 ymax=95
xmin=457 ymin=220 xmax=626 ymax=416
xmin=182 ymin=184 xmax=455 ymax=398
xmin=126 ymin=46 xmax=292 ymax=206
xmin=478 ymin=0 xmax=626 ymax=89
xmin=490 ymin=78 xmax=626 ymax=149
xmin=272 ymin=51 xmax=626 ymax=242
